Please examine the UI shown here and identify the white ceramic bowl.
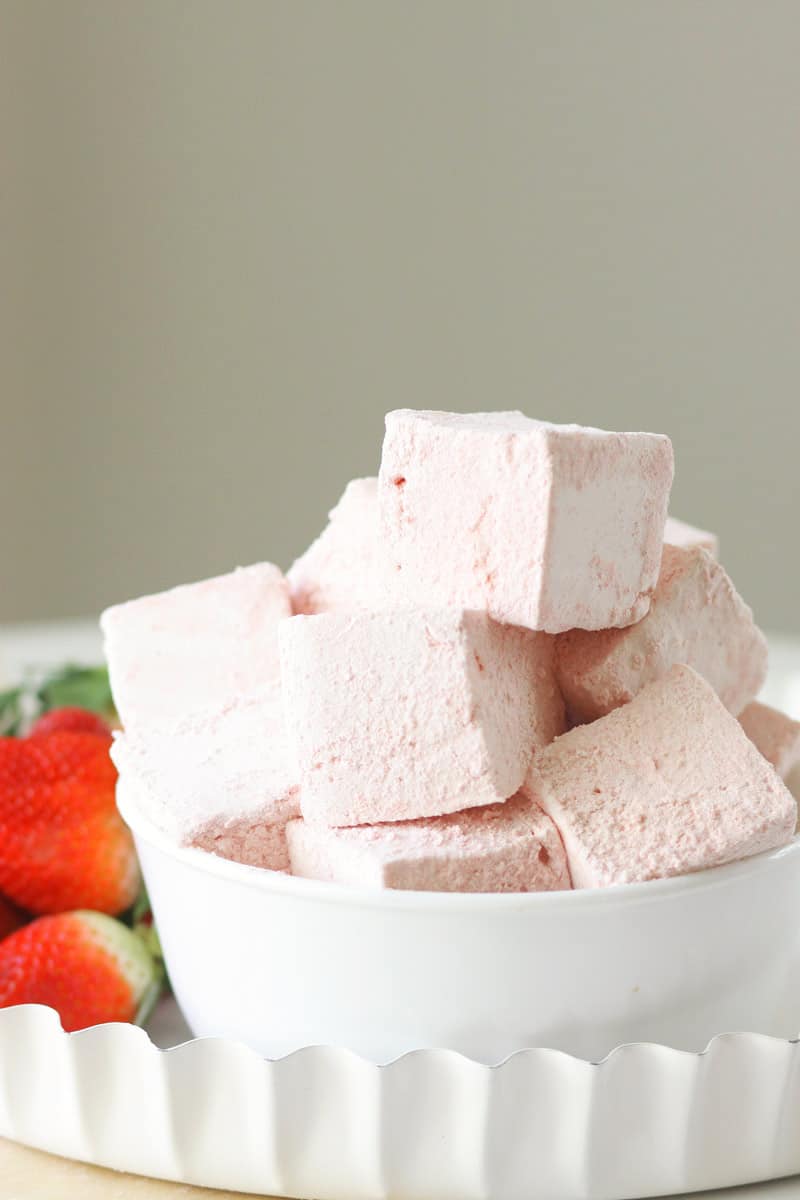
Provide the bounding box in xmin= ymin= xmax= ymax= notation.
xmin=119 ymin=783 xmax=800 ymax=1065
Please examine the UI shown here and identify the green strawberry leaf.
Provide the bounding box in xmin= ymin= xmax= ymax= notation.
xmin=126 ymin=882 xmax=171 ymax=996
xmin=0 ymin=687 xmax=25 ymax=737
xmin=130 ymin=882 xmax=153 ymax=927
xmin=1 ymin=663 xmax=116 ymax=737
xmin=36 ymin=665 xmax=115 ymax=719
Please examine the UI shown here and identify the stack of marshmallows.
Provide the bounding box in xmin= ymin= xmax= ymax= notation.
xmin=104 ymin=411 xmax=800 ymax=893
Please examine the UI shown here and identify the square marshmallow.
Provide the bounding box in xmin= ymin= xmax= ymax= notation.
xmin=555 ymin=545 xmax=767 ymax=723
xmin=664 ymin=515 xmax=719 ymax=558
xmin=280 ymin=608 xmax=564 ymax=826
xmin=286 ymin=792 xmax=570 ymax=892
xmin=101 ymin=563 xmax=291 ymax=728
xmin=111 ymin=686 xmax=299 ymax=870
xmin=528 ymin=665 xmax=795 ymax=888
xmin=288 ymin=477 xmax=384 ymax=614
xmin=739 ymin=701 xmax=800 ymax=780
xmin=378 ymin=410 xmax=674 ymax=633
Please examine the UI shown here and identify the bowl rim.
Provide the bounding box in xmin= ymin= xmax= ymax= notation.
xmin=118 ymin=787 xmax=800 ymax=914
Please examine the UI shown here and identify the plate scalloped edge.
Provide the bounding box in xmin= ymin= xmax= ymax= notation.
xmin=0 ymin=1005 xmax=800 ymax=1200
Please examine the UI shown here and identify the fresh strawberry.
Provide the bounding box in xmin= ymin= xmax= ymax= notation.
xmin=0 ymin=911 xmax=160 ymax=1031
xmin=0 ymin=894 xmax=26 ymax=942
xmin=29 ymin=706 xmax=112 ymax=740
xmin=0 ymin=732 xmax=140 ymax=915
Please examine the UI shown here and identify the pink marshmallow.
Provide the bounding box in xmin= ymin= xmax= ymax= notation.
xmin=528 ymin=665 xmax=796 ymax=888
xmin=378 ymin=410 xmax=674 ymax=634
xmin=739 ymin=701 xmax=800 ymax=780
xmin=664 ymin=515 xmax=719 ymax=557
xmin=191 ymin=815 xmax=294 ymax=872
xmin=101 ymin=563 xmax=291 ymax=728
xmin=286 ymin=791 xmax=570 ymax=892
xmin=288 ymin=477 xmax=385 ymax=615
xmin=280 ymin=608 xmax=564 ymax=826
xmin=111 ymin=686 xmax=299 ymax=870
xmin=555 ymin=545 xmax=767 ymax=723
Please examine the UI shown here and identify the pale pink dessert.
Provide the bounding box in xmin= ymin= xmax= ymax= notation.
xmin=664 ymin=515 xmax=719 ymax=557
xmin=378 ymin=410 xmax=674 ymax=634
xmin=287 ymin=791 xmax=570 ymax=892
xmin=101 ymin=564 xmax=291 ymax=728
xmin=739 ymin=701 xmax=800 ymax=780
xmin=527 ymin=666 xmax=796 ymax=888
xmin=555 ymin=545 xmax=767 ymax=724
xmin=288 ymin=477 xmax=385 ymax=615
xmin=110 ymin=686 xmax=299 ymax=870
xmin=280 ymin=608 xmax=564 ymax=826
xmin=102 ymin=408 xmax=795 ymax=897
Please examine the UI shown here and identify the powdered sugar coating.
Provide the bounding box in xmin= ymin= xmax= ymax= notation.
xmin=288 ymin=478 xmax=386 ymax=615
xmin=555 ymin=546 xmax=767 ymax=723
xmin=111 ymin=686 xmax=299 ymax=869
xmin=739 ymin=701 xmax=800 ymax=780
xmin=287 ymin=791 xmax=570 ymax=892
xmin=280 ymin=608 xmax=563 ymax=826
xmin=528 ymin=665 xmax=796 ymax=888
xmin=378 ymin=409 xmax=674 ymax=633
xmin=101 ymin=563 xmax=291 ymax=728
xmin=664 ymin=515 xmax=719 ymax=557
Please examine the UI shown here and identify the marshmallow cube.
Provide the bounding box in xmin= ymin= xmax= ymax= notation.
xmin=378 ymin=410 xmax=674 ymax=634
xmin=111 ymin=686 xmax=299 ymax=870
xmin=280 ymin=608 xmax=563 ymax=827
xmin=555 ymin=545 xmax=767 ymax=724
xmin=528 ymin=665 xmax=796 ymax=888
xmin=288 ymin=477 xmax=385 ymax=615
xmin=739 ymin=701 xmax=800 ymax=780
xmin=287 ymin=791 xmax=571 ymax=892
xmin=102 ymin=563 xmax=291 ymax=728
xmin=664 ymin=515 xmax=719 ymax=558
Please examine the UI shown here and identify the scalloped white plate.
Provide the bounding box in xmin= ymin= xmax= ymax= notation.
xmin=1 ymin=1001 xmax=800 ymax=1199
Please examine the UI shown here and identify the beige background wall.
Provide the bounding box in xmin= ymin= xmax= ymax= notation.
xmin=1 ymin=0 xmax=798 ymax=629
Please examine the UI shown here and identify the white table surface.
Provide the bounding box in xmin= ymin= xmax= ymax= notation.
xmin=0 ymin=618 xmax=799 ymax=1200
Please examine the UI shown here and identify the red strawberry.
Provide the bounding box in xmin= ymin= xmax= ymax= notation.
xmin=0 ymin=911 xmax=160 ymax=1031
xmin=0 ymin=894 xmax=26 ymax=942
xmin=29 ymin=706 xmax=112 ymax=739
xmin=0 ymin=732 xmax=140 ymax=915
